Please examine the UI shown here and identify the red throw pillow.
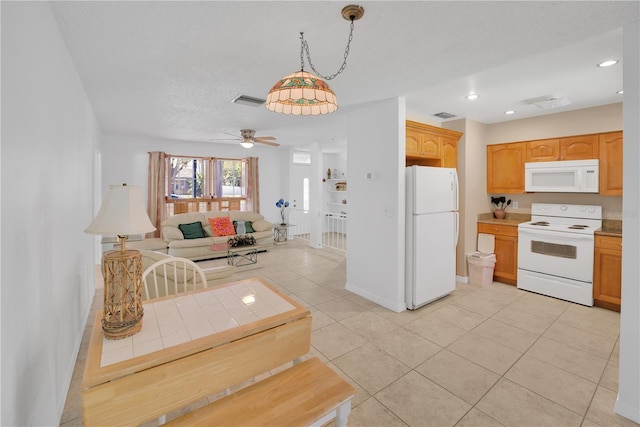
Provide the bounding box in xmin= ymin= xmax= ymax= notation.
xmin=209 ymin=216 xmax=235 ymax=237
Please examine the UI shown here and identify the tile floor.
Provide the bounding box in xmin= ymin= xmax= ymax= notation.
xmin=61 ymin=239 xmax=637 ymax=427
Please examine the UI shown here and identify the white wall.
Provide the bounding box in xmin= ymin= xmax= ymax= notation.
xmin=346 ymin=98 xmax=406 ymax=312
xmin=100 ymin=134 xmax=289 ymax=224
xmin=616 ymin=18 xmax=640 ymax=424
xmin=1 ymin=3 xmax=98 ymax=425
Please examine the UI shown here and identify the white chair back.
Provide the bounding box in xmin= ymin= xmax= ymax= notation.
xmin=141 ymin=257 xmax=208 ymax=301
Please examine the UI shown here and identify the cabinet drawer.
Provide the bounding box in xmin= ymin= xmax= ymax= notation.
xmin=478 ymin=222 xmax=518 ymax=237
xmin=595 ymin=235 xmax=621 ymax=251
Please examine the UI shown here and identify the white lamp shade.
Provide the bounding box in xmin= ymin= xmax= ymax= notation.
xmin=85 ymin=184 xmax=156 ymax=235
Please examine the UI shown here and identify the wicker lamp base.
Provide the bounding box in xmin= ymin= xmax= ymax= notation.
xmin=102 ymin=249 xmax=144 ymax=339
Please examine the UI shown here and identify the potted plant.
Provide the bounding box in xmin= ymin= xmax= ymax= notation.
xmin=491 ymin=196 xmax=512 ymax=219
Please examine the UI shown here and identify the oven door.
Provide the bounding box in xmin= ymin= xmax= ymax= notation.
xmin=517 ymin=228 xmax=594 ymax=283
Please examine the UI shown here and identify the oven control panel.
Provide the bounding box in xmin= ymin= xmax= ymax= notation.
xmin=531 ymin=203 xmax=602 ymax=220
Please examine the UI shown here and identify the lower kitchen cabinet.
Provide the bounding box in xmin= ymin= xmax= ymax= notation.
xmin=593 ymin=234 xmax=622 ymax=311
xmin=477 ymin=222 xmax=518 ymax=286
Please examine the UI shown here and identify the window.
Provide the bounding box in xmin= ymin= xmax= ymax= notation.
xmin=292 ymin=151 xmax=311 ymax=165
xmin=169 ymin=158 xmax=204 ymax=198
xmin=217 ymin=159 xmax=246 ymax=198
xmin=303 ymin=178 xmax=309 ymax=211
xmin=166 ymin=155 xmax=247 ymax=214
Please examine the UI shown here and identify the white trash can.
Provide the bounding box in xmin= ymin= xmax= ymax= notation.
xmin=467 ymin=253 xmax=496 ymax=287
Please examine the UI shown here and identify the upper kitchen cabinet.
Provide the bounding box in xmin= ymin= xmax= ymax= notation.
xmin=599 ymin=131 xmax=623 ymax=196
xmin=487 ymin=142 xmax=526 ymax=193
xmin=526 ymin=139 xmax=560 ymax=162
xmin=559 ymin=134 xmax=599 ymax=160
xmin=526 ymin=135 xmax=599 ymax=162
xmin=441 ymin=136 xmax=458 ymax=169
xmin=405 ymin=121 xmax=462 ymax=168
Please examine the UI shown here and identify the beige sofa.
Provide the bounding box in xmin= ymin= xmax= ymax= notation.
xmin=160 ymin=211 xmax=273 ymax=261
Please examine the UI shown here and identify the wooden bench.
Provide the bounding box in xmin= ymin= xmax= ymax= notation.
xmin=165 ymin=357 xmax=356 ymax=427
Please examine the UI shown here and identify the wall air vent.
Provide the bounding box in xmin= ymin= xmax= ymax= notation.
xmin=231 ymin=95 xmax=266 ymax=107
xmin=433 ymin=112 xmax=456 ymax=119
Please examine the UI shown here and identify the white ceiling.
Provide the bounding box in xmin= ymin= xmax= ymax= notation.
xmin=49 ymin=1 xmax=639 ymax=150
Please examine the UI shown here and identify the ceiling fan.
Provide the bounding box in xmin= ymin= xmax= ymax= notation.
xmin=210 ymin=129 xmax=280 ymax=148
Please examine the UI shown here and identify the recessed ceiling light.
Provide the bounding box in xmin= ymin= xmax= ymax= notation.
xmin=505 ymin=110 xmax=515 ymax=115
xmin=465 ymin=94 xmax=479 ymax=101
xmin=597 ymin=60 xmax=619 ymax=67
xmin=617 ymin=90 xmax=624 ymax=95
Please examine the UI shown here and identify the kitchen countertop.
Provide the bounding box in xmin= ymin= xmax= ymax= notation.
xmin=477 ymin=212 xmax=531 ymax=226
xmin=478 ymin=213 xmax=622 ymax=236
xmin=597 ymin=219 xmax=622 ymax=237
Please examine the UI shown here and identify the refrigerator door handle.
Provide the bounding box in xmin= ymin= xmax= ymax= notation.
xmin=454 ymin=212 xmax=459 ymax=247
xmin=452 ymin=170 xmax=459 ymax=211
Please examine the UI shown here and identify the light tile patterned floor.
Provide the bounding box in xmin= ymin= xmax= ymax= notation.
xmin=61 ymin=239 xmax=637 ymax=427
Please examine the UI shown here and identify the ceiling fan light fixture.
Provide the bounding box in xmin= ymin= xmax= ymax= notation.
xmin=266 ymin=5 xmax=363 ymax=116
xmin=240 ymin=141 xmax=254 ymax=149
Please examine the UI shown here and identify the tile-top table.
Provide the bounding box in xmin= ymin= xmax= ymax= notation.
xmin=82 ymin=278 xmax=312 ymax=427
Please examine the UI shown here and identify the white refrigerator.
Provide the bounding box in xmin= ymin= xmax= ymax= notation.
xmin=405 ymin=165 xmax=459 ymax=310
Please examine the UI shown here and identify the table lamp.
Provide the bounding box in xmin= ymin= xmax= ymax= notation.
xmin=85 ymin=183 xmax=156 ymax=339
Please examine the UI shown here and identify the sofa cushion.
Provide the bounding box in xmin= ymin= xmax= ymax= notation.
xmin=179 ymin=221 xmax=207 ymax=239
xmin=229 ymin=211 xmax=263 ymax=222
xmin=252 ymin=219 xmax=273 ymax=232
xmin=233 ymin=220 xmax=255 ymax=234
xmin=209 ymin=216 xmax=235 ymax=236
xmin=163 ymin=226 xmax=184 ymax=241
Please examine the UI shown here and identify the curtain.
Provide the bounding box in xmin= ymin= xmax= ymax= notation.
xmin=246 ymin=157 xmax=260 ymax=213
xmin=147 ymin=151 xmax=166 ymax=238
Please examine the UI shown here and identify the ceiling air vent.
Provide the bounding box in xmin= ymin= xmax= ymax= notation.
xmin=524 ymin=95 xmax=571 ymax=109
xmin=231 ymin=95 xmax=266 ymax=107
xmin=433 ymin=112 xmax=456 ymax=119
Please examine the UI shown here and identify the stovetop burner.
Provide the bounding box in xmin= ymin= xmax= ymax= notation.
xmin=518 ymin=203 xmax=602 ymax=235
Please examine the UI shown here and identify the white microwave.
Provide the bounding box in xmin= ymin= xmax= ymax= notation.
xmin=525 ymin=159 xmax=599 ymax=193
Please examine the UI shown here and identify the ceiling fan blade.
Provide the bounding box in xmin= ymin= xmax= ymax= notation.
xmin=254 ymin=136 xmax=277 ymax=141
xmin=254 ymin=139 xmax=280 ymax=147
xmin=209 ymin=137 xmax=241 ymax=141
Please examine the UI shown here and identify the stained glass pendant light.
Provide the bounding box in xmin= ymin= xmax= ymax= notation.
xmin=266 ymin=5 xmax=364 ymax=116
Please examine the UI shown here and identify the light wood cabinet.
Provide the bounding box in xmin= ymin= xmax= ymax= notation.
xmin=526 ymin=139 xmax=560 ymax=162
xmin=559 ymin=135 xmax=599 ymax=160
xmin=441 ymin=136 xmax=458 ymax=169
xmin=477 ymin=222 xmax=518 ymax=286
xmin=599 ymin=131 xmax=623 ymax=196
xmin=486 ymin=142 xmax=526 ymax=194
xmin=405 ymin=121 xmax=462 ymax=168
xmin=593 ymin=234 xmax=622 ymax=311
xmin=406 ymin=123 xmax=440 ymax=159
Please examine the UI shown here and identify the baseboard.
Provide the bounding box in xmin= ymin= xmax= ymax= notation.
xmin=345 ymin=282 xmax=405 ymax=313
xmin=457 ymin=275 xmax=469 ymax=283
xmin=615 ymin=395 xmax=640 ymax=424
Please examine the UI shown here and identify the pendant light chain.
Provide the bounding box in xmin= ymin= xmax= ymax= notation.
xmin=300 ymin=18 xmax=355 ymax=81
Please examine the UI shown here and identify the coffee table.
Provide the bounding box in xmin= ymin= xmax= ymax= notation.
xmin=227 ymin=245 xmax=259 ymax=266
xmin=210 ymin=243 xmax=260 ymax=266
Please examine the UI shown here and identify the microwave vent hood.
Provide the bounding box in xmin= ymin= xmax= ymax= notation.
xmin=525 ymin=159 xmax=599 ymax=193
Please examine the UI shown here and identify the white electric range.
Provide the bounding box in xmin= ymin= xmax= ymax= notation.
xmin=517 ymin=203 xmax=602 ymax=306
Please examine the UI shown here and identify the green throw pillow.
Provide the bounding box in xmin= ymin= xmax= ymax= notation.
xmin=178 ymin=221 xmax=206 ymax=239
xmin=233 ymin=220 xmax=255 ymax=233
